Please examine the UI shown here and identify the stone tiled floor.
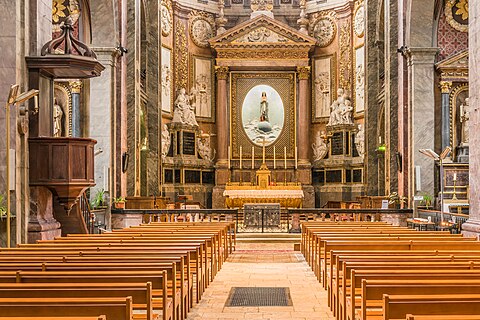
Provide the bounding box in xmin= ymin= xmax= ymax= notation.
xmin=187 ymin=243 xmax=334 ymax=320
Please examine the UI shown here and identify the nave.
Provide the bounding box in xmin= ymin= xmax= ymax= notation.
xmin=2 ymin=220 xmax=480 ymax=319
xmin=187 ymin=243 xmax=333 ymax=320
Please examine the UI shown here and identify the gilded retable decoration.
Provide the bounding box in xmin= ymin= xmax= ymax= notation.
xmin=189 ymin=11 xmax=215 ymax=48
xmin=354 ymin=4 xmax=365 ymax=37
xmin=161 ymin=1 xmax=172 ymax=36
xmin=309 ymin=14 xmax=336 ymax=48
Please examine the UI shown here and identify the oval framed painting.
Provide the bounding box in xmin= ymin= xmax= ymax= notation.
xmin=241 ymin=85 xmax=285 ymax=146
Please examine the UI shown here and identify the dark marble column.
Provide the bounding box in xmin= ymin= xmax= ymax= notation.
xmin=69 ymin=81 xmax=82 ymax=137
xmin=461 ymin=0 xmax=480 ymax=238
xmin=439 ymin=81 xmax=452 ymax=152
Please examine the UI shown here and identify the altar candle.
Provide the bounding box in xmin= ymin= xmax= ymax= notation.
xmin=228 ymin=146 xmax=231 ymax=169
xmin=273 ymin=146 xmax=276 ymax=169
xmin=295 ymin=146 xmax=298 ymax=169
xmin=284 ymin=147 xmax=287 ymax=170
xmin=262 ymin=139 xmax=266 ymax=163
xmin=252 ymin=146 xmax=254 ymax=169
xmin=453 ymin=173 xmax=457 ymax=181
xmin=239 ymin=146 xmax=242 ymax=170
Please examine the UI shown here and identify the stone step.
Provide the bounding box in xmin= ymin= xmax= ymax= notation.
xmin=236 ymin=238 xmax=300 ymax=243
xmin=236 ymin=233 xmax=301 ymax=239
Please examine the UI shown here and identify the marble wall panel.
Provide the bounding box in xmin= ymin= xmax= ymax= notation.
xmin=462 ymin=0 xmax=480 ymax=237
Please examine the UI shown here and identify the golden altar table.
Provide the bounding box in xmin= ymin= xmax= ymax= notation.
xmin=223 ymin=183 xmax=304 ymax=208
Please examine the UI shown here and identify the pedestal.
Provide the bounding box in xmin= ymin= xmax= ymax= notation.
xmin=456 ymin=145 xmax=469 ymax=163
xmin=27 ymin=187 xmax=61 ymax=243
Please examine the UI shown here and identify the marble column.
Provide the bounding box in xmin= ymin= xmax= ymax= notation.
xmin=89 ymin=48 xmax=120 ymax=229
xmin=461 ymin=0 xmax=480 ymax=238
xmin=405 ymin=48 xmax=438 ymax=199
xmin=439 ymin=81 xmax=452 ymax=152
xmin=297 ymin=66 xmax=311 ymax=166
xmin=69 ymin=81 xmax=82 ymax=137
xmin=212 ymin=66 xmax=229 ymax=208
xmin=215 ymin=66 xmax=229 ymax=168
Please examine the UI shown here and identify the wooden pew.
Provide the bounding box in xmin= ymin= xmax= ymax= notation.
xmin=340 ymin=261 xmax=480 ymax=320
xmin=0 ymin=317 xmax=107 ymax=320
xmin=360 ymin=280 xmax=480 ymax=320
xmin=0 ymin=282 xmax=168 ymax=320
xmin=406 ymin=315 xmax=480 ymax=320
xmin=0 ymin=297 xmax=133 ymax=320
xmin=383 ymin=294 xmax=480 ymax=320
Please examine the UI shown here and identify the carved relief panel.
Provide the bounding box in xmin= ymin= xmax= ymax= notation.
xmin=354 ymin=46 xmax=365 ymax=113
xmin=190 ymin=54 xmax=215 ymax=121
xmin=312 ymin=55 xmax=336 ymax=122
xmin=161 ymin=46 xmax=173 ymax=113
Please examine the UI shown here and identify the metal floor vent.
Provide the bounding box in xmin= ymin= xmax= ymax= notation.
xmin=225 ymin=287 xmax=292 ymax=307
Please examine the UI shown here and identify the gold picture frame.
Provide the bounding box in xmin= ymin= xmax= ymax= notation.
xmin=230 ymin=72 xmax=296 ymax=159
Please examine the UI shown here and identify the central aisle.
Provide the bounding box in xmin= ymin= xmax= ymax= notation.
xmin=187 ymin=243 xmax=335 ymax=320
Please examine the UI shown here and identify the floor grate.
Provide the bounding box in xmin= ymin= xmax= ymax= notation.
xmin=225 ymin=287 xmax=292 ymax=307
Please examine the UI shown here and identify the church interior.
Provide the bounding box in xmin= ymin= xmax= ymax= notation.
xmin=1 ymin=0 xmax=480 ymax=318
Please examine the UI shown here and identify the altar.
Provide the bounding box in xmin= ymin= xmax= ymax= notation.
xmin=223 ymin=162 xmax=304 ymax=208
xmin=223 ymin=185 xmax=304 ymax=208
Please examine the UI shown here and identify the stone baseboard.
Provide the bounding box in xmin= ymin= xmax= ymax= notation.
xmin=462 ymin=219 xmax=480 ymax=240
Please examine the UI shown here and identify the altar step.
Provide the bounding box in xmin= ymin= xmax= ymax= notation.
xmin=236 ymin=233 xmax=301 ymax=243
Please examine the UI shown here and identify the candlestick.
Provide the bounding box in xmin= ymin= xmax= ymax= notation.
xmin=262 ymin=138 xmax=266 ymax=163
xmin=273 ymin=146 xmax=276 ymax=169
xmin=251 ymin=146 xmax=254 ymax=169
xmin=228 ymin=146 xmax=231 ymax=169
xmin=239 ymin=146 xmax=242 ymax=170
xmin=295 ymin=146 xmax=298 ymax=169
xmin=284 ymin=147 xmax=287 ymax=170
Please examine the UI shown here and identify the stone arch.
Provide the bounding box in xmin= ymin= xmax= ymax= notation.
xmin=405 ymin=0 xmax=437 ymax=47
xmin=89 ymin=0 xmax=119 ymax=47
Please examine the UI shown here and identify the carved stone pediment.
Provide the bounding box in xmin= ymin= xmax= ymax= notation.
xmin=436 ymin=49 xmax=468 ymax=82
xmin=209 ymin=14 xmax=316 ymax=64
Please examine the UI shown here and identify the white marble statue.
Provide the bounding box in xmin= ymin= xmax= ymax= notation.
xmin=328 ymin=88 xmax=352 ymax=126
xmin=355 ymin=124 xmax=365 ymax=158
xmin=312 ymin=130 xmax=329 ymax=161
xmin=172 ymin=88 xmax=198 ymax=126
xmin=53 ymin=98 xmax=64 ymax=137
xmin=341 ymin=99 xmax=353 ymax=124
xmin=161 ymin=124 xmax=171 ymax=159
xmin=197 ymin=130 xmax=216 ymax=162
xmin=460 ymin=97 xmax=470 ymax=145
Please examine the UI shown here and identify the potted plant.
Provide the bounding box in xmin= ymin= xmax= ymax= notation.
xmin=0 ymin=194 xmax=6 ymax=218
xmin=422 ymin=193 xmax=433 ymax=209
xmin=387 ymin=192 xmax=408 ymax=209
xmin=90 ymin=188 xmax=107 ymax=209
xmin=113 ymin=197 xmax=126 ymax=209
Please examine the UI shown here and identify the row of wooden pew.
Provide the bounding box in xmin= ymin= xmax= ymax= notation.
xmin=301 ymin=221 xmax=480 ymax=320
xmin=0 ymin=221 xmax=236 ymax=320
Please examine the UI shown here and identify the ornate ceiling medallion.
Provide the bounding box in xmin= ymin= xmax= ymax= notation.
xmin=445 ymin=0 xmax=468 ymax=33
xmin=189 ymin=11 xmax=216 ymax=48
xmin=161 ymin=1 xmax=173 ymax=36
xmin=309 ymin=12 xmax=336 ymax=48
xmin=354 ymin=3 xmax=365 ymax=37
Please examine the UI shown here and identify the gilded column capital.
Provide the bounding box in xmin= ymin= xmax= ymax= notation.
xmin=215 ymin=66 xmax=229 ymax=80
xmin=69 ymin=80 xmax=83 ymax=94
xmin=297 ymin=66 xmax=311 ymax=80
xmin=439 ymin=81 xmax=453 ymax=94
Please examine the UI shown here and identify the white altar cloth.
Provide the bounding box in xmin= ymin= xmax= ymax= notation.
xmin=223 ymin=189 xmax=304 ymax=199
